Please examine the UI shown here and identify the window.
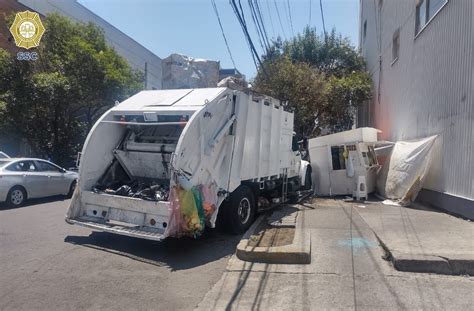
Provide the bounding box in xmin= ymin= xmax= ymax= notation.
xmin=331 ymin=146 xmax=346 ymax=170
xmin=367 ymin=146 xmax=378 ymax=166
xmin=6 ymin=161 xmax=37 ymax=172
xmin=416 ymin=0 xmax=448 ymax=35
xmin=392 ymin=29 xmax=400 ymax=63
xmin=35 ymin=161 xmax=62 ymax=172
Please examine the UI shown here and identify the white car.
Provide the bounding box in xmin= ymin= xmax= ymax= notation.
xmin=0 ymin=158 xmax=78 ymax=207
xmin=0 ymin=151 xmax=9 ymax=159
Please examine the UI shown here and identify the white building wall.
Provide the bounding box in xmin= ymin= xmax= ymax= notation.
xmin=19 ymin=0 xmax=162 ymax=90
xmin=360 ymin=0 xmax=473 ymax=207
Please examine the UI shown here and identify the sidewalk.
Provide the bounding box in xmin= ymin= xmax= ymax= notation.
xmin=196 ymin=198 xmax=474 ymax=310
xmin=354 ymin=200 xmax=474 ymax=275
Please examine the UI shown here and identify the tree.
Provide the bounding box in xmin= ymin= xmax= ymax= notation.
xmin=253 ymin=57 xmax=326 ymax=136
xmin=0 ymin=14 xmax=143 ymax=165
xmin=254 ymin=27 xmax=372 ymax=136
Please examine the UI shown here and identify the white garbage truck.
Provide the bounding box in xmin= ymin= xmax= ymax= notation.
xmin=66 ymin=87 xmax=311 ymax=240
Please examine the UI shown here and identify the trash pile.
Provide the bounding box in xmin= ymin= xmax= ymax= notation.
xmin=166 ymin=183 xmax=218 ymax=238
xmin=92 ymin=181 xmax=170 ymax=201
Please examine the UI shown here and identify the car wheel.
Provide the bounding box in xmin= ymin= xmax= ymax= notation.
xmin=67 ymin=180 xmax=77 ymax=198
xmin=7 ymin=186 xmax=27 ymax=208
xmin=226 ymin=185 xmax=256 ymax=234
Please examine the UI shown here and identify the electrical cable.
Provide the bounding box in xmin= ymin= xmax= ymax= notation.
xmin=273 ymin=0 xmax=287 ymax=40
xmin=319 ymin=0 xmax=327 ymax=40
xmin=286 ymin=0 xmax=295 ymax=36
xmin=230 ymin=0 xmax=266 ymax=74
xmin=211 ymin=0 xmax=238 ymax=69
xmin=248 ymin=0 xmax=268 ymax=51
xmin=263 ymin=0 xmax=276 ymax=39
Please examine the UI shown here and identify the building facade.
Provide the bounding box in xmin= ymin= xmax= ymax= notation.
xmin=359 ymin=0 xmax=473 ymax=217
xmin=1 ymin=0 xmax=163 ymax=90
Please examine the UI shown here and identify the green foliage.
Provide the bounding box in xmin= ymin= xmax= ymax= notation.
xmin=254 ymin=27 xmax=372 ymax=136
xmin=0 ymin=13 xmax=143 ymax=165
xmin=254 ymin=57 xmax=326 ymax=136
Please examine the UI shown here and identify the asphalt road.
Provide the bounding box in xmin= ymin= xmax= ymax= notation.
xmin=0 ymin=197 xmax=241 ymax=310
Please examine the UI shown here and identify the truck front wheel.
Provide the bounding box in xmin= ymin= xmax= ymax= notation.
xmin=226 ymin=185 xmax=256 ymax=234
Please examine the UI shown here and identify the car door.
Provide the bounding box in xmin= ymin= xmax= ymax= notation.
xmin=4 ymin=160 xmax=46 ymax=198
xmin=35 ymin=161 xmax=68 ymax=196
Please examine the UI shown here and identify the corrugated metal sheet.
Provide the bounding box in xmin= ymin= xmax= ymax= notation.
xmin=360 ymin=0 xmax=473 ymax=200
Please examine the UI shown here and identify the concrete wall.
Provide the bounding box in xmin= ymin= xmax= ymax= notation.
xmin=17 ymin=0 xmax=162 ymax=90
xmin=359 ymin=0 xmax=473 ymax=215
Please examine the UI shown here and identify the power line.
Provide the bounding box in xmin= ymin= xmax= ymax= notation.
xmin=286 ymin=0 xmax=295 ymax=36
xmin=273 ymin=0 xmax=287 ymax=40
xmin=319 ymin=0 xmax=327 ymax=40
xmin=282 ymin=0 xmax=294 ymax=37
xmin=248 ymin=0 xmax=269 ymax=51
xmin=263 ymin=0 xmax=276 ymax=39
xmin=229 ymin=0 xmax=265 ymax=73
xmin=211 ymin=0 xmax=237 ymax=69
xmin=254 ymin=0 xmax=271 ymax=45
xmin=309 ymin=0 xmax=312 ymax=25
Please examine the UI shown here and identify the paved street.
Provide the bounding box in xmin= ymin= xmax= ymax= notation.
xmin=197 ymin=199 xmax=474 ymax=310
xmin=1 ymin=197 xmax=473 ymax=310
xmin=0 ymin=198 xmax=241 ymax=310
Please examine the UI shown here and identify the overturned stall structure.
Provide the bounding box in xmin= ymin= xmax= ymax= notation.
xmin=308 ymin=128 xmax=381 ymax=197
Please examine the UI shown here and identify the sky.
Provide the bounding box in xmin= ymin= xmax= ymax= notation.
xmin=77 ymin=0 xmax=360 ymax=79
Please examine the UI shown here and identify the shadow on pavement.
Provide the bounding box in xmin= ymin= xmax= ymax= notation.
xmin=64 ymin=229 xmax=242 ymax=270
xmin=0 ymin=195 xmax=69 ymax=211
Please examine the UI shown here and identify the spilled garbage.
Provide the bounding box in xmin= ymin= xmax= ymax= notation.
xmin=92 ymin=181 xmax=170 ymax=201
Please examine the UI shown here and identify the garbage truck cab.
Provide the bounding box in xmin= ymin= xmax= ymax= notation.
xmin=66 ymin=87 xmax=311 ymax=240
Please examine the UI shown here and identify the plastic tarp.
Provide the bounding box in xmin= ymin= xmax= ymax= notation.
xmin=376 ymin=135 xmax=437 ymax=206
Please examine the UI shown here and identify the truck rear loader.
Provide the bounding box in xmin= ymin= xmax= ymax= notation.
xmin=66 ymin=87 xmax=311 ymax=240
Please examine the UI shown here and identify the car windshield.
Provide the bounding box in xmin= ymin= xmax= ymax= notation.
xmin=0 ymin=159 xmax=13 ymax=168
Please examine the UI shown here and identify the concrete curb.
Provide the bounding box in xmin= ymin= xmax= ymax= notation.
xmin=374 ymin=232 xmax=474 ymax=276
xmin=236 ymin=212 xmax=311 ymax=264
xmin=392 ymin=252 xmax=474 ymax=276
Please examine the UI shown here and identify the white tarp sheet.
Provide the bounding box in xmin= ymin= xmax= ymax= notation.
xmin=376 ymin=135 xmax=437 ymax=206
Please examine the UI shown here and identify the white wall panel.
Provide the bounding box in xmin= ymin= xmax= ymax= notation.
xmin=360 ymin=0 xmax=473 ymax=200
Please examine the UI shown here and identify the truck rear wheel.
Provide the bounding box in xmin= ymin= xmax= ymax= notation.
xmin=226 ymin=185 xmax=256 ymax=234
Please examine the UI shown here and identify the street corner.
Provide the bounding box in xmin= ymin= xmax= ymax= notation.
xmin=236 ymin=205 xmax=311 ymax=265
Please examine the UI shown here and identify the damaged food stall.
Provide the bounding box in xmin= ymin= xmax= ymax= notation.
xmin=308 ymin=128 xmax=381 ymax=197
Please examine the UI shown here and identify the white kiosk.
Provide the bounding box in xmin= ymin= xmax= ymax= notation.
xmin=308 ymin=128 xmax=381 ymax=197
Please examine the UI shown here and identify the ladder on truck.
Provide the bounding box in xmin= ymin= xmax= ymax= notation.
xmin=281 ymin=168 xmax=288 ymax=203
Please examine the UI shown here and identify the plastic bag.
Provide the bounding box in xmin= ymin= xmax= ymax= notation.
xmin=200 ymin=183 xmax=218 ymax=219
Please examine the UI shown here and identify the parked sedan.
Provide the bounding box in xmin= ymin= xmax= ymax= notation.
xmin=0 ymin=158 xmax=78 ymax=207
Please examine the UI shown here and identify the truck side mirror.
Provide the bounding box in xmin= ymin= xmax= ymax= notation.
xmin=292 ymin=136 xmax=299 ymax=152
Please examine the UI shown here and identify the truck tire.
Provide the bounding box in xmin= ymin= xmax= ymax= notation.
xmin=226 ymin=185 xmax=256 ymax=234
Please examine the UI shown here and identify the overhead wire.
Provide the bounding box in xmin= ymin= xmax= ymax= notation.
xmin=286 ymin=0 xmax=295 ymax=36
xmin=229 ymin=0 xmax=267 ymax=75
xmin=319 ymin=0 xmax=327 ymax=40
xmin=263 ymin=0 xmax=276 ymax=39
xmin=273 ymin=0 xmax=287 ymax=40
xmin=254 ymin=0 xmax=271 ymax=45
xmin=211 ymin=0 xmax=237 ymax=69
xmin=248 ymin=0 xmax=269 ymax=51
